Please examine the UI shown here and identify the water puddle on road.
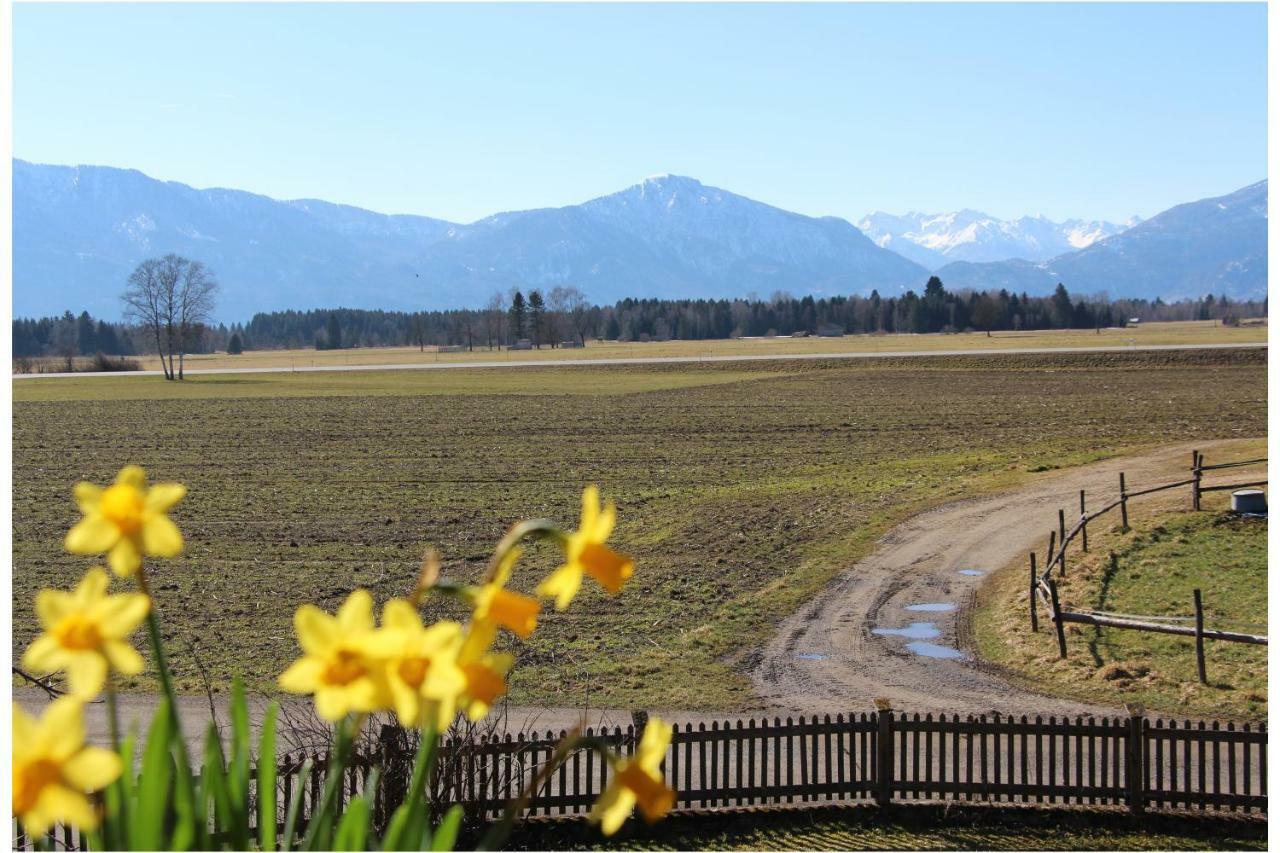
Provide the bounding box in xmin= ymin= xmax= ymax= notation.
xmin=794 ymin=652 xmax=826 ymax=661
xmin=871 ymin=622 xmax=940 ymax=640
xmin=904 ymin=602 xmax=956 ymax=613
xmin=957 ymin=569 xmax=985 ymax=577
xmin=905 ymin=641 xmax=968 ymax=661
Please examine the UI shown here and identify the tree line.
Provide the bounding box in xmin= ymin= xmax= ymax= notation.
xmin=14 ymin=276 xmax=1266 ymax=358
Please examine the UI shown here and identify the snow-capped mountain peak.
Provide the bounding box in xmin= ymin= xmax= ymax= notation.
xmin=855 ymin=209 xmax=1140 ymax=269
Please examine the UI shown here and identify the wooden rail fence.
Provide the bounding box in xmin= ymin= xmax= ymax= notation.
xmin=1028 ymin=451 xmax=1267 ymax=673
xmin=15 ymin=707 xmax=1267 ymax=850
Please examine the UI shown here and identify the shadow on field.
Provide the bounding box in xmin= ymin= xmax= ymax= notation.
xmin=492 ymin=803 xmax=1268 ymax=851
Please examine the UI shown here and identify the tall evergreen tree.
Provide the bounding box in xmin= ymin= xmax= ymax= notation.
xmin=509 ymin=291 xmax=527 ymax=341
xmin=528 ymin=290 xmax=546 ymax=348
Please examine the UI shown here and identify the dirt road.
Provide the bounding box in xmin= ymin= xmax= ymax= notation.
xmin=751 ymin=440 xmax=1251 ymax=718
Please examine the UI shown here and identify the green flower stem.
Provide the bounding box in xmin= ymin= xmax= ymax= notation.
xmin=300 ymin=714 xmax=359 ymax=851
xmin=484 ymin=519 xmax=566 ymax=583
xmin=104 ymin=684 xmax=129 ymax=848
xmin=476 ymin=729 xmax=607 ymax=851
xmin=137 ymin=569 xmax=197 ymax=849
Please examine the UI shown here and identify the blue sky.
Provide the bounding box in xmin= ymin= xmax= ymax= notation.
xmin=13 ymin=2 xmax=1267 ymax=224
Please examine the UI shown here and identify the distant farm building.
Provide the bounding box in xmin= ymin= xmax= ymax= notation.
xmin=509 ymin=339 xmax=533 ymax=350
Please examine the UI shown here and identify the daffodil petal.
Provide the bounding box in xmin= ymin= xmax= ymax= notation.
xmin=144 ymin=483 xmax=187 ymax=513
xmin=65 ymin=654 xmax=109 ymax=699
xmin=65 ymin=516 xmax=120 ymax=555
xmin=34 ymin=589 xmax=74 ymax=631
xmin=13 ymin=703 xmax=37 ymax=747
xmin=34 ymin=785 xmax=99 ymax=832
xmin=102 ymin=640 xmax=145 ymax=676
xmin=74 ymin=567 xmax=111 ymax=605
xmin=37 ymin=697 xmax=86 ymax=760
xmin=315 ymin=689 xmax=352 ymax=722
xmin=381 ymin=599 xmax=421 ymax=632
xmin=62 ymin=747 xmax=122 ymax=792
xmin=107 ymin=537 xmax=142 ymax=577
xmin=294 ymin=606 xmax=338 ymax=655
xmin=21 ymin=635 xmax=67 ymax=674
xmin=336 ymin=590 xmax=374 ymax=633
xmin=73 ymin=482 xmax=103 ymax=514
xmin=91 ymin=593 xmax=150 ymax=638
xmin=580 ymin=485 xmax=600 ymax=531
xmin=536 ymin=564 xmax=582 ymax=612
xmin=141 ymin=515 xmax=183 ymax=558
xmin=278 ymin=658 xmax=323 ymax=694
xmin=115 ymin=465 xmax=147 ymax=489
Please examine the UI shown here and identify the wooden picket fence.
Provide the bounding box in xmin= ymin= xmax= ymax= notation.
xmin=14 ymin=707 xmax=1266 ymax=850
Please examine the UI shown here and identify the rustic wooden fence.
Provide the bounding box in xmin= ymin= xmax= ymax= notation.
xmin=15 ymin=707 xmax=1266 ymax=850
xmin=1028 ymin=451 xmax=1267 ymax=671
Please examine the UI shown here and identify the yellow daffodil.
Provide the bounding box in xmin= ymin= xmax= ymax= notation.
xmin=537 ymin=485 xmax=634 ymax=611
xmin=278 ymin=589 xmax=389 ymax=721
xmin=12 ymin=697 xmax=122 ymax=836
xmin=589 ymin=717 xmax=675 ymax=836
xmin=369 ymin=600 xmax=467 ymax=730
xmin=64 ymin=465 xmax=186 ymax=577
xmin=456 ymin=622 xmax=514 ymax=721
xmin=473 ymin=546 xmax=540 ymax=639
xmin=22 ymin=568 xmax=150 ymax=697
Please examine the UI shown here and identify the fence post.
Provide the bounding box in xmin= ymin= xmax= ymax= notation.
xmin=1119 ymin=473 xmax=1129 ymax=531
xmin=1191 ymin=450 xmax=1202 ymax=511
xmin=1047 ymin=530 xmax=1058 ymax=578
xmin=1048 ymin=579 xmax=1068 ymax=659
xmin=1058 ymin=510 xmax=1067 ymax=574
xmin=1080 ymin=489 xmax=1089 ymax=552
xmin=874 ymin=700 xmax=894 ymax=807
xmin=1194 ymin=589 xmax=1207 ymax=685
xmin=1028 ymin=553 xmax=1039 ymax=632
xmin=1126 ymin=705 xmax=1145 ymax=816
xmin=377 ymin=724 xmax=408 ymax=825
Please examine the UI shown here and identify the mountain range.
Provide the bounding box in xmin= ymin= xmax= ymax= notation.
xmin=12 ymin=159 xmax=1268 ymax=321
xmin=855 ymin=210 xmax=1140 ymax=268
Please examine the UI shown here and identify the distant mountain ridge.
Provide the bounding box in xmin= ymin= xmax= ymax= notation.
xmin=855 ymin=209 xmax=1140 ymax=269
xmin=11 ymin=159 xmax=1268 ymax=320
xmin=13 ymin=162 xmax=926 ymax=320
xmin=933 ymin=180 xmax=1268 ymax=302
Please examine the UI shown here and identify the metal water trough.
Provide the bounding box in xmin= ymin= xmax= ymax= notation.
xmin=1231 ymin=488 xmax=1267 ymax=515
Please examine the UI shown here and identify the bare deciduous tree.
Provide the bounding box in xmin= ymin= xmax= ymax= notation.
xmin=484 ymin=291 xmax=507 ymax=350
xmin=123 ymin=254 xmax=218 ymax=380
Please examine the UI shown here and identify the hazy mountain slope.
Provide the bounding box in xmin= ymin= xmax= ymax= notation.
xmin=856 ymin=210 xmax=1138 ymax=269
xmin=13 ymin=160 xmax=457 ymax=319
xmin=13 ymin=160 xmax=1266 ymax=320
xmin=934 ymin=181 xmax=1267 ymax=300
xmin=420 ymin=175 xmax=929 ymax=302
xmin=13 ymin=164 xmax=928 ymax=318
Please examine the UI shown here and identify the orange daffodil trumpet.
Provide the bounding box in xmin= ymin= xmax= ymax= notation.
xmin=65 ymin=465 xmax=186 ymax=577
xmin=537 ymin=485 xmax=635 ymax=610
xmin=12 ymin=697 xmax=123 ymax=836
xmin=589 ymin=718 xmax=676 ymax=835
xmin=23 ymin=568 xmax=150 ymax=697
xmin=471 ymin=546 xmax=540 ymax=639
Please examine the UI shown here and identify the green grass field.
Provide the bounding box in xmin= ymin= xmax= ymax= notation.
xmin=498 ymin=804 xmax=1267 ymax=851
xmin=12 ymin=348 xmax=1266 ymax=710
xmin=975 ymin=456 xmax=1267 ymax=721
